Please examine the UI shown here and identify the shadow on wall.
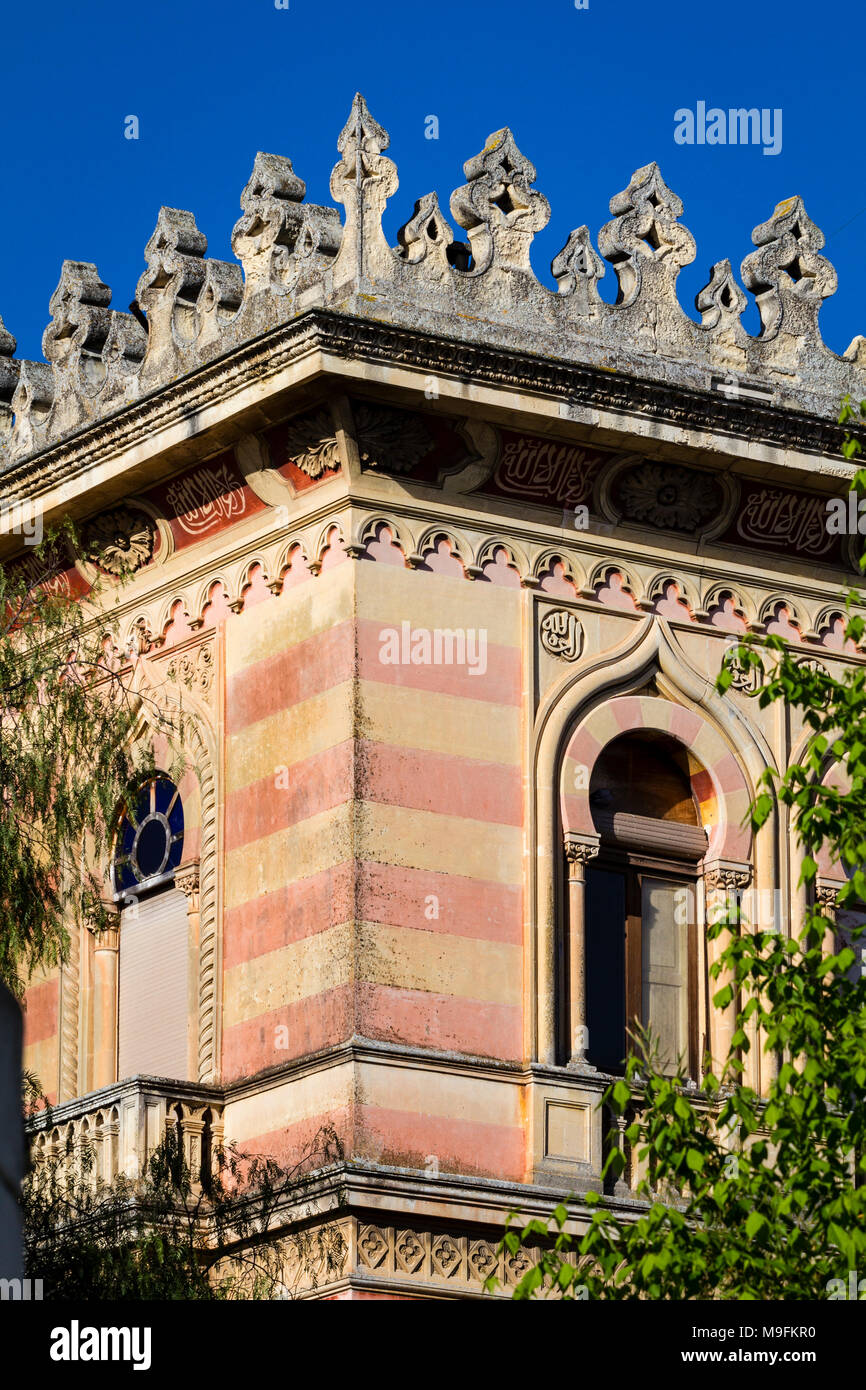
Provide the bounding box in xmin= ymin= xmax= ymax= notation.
xmin=0 ymin=979 xmax=25 ymax=1279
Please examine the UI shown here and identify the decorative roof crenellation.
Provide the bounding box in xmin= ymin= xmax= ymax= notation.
xmin=1 ymin=93 xmax=864 ymax=471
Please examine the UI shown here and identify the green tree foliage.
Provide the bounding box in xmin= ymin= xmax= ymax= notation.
xmin=0 ymin=525 xmax=175 ymax=994
xmin=491 ymin=400 xmax=866 ymax=1301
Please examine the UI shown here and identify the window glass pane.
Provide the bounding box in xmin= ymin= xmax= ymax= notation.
xmin=641 ymin=878 xmax=690 ymax=1074
xmin=113 ymin=776 xmax=184 ymax=892
xmin=135 ymin=817 xmax=170 ymax=878
xmin=585 ymin=867 xmax=626 ymax=1073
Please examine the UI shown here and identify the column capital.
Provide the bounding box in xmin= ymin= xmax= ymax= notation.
xmin=564 ymin=833 xmax=600 ymax=868
xmin=84 ymin=904 xmax=120 ymax=949
xmin=815 ymin=877 xmax=844 ymax=913
xmin=175 ymin=860 xmax=201 ymax=909
xmin=704 ymin=860 xmax=752 ymax=893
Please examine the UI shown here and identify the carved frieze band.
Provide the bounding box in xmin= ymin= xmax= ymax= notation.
xmin=356 ymin=1222 xmax=544 ymax=1292
xmin=0 ymin=307 xmax=855 ymax=502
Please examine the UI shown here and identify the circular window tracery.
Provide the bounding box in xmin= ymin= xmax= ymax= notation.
xmin=112 ymin=776 xmax=184 ymax=899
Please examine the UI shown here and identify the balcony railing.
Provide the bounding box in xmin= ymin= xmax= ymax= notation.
xmin=27 ymin=1076 xmax=225 ymax=1191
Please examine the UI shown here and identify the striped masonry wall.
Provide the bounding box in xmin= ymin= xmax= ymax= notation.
xmin=22 ymin=970 xmax=60 ymax=1105
xmin=350 ymin=561 xmax=525 ymax=1180
xmin=222 ymin=559 xmax=357 ymax=1083
xmin=221 ymin=556 xmax=527 ymax=1180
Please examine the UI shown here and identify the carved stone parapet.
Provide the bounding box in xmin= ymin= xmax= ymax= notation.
xmin=1 ymin=96 xmax=864 ymax=475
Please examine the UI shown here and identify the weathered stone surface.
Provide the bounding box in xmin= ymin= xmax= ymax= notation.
xmin=1 ymin=93 xmax=864 ymax=474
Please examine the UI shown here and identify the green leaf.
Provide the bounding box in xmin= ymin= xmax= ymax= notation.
xmin=745 ymin=1212 xmax=766 ymax=1240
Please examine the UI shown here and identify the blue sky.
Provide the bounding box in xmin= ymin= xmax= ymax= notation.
xmin=2 ymin=0 xmax=863 ymax=362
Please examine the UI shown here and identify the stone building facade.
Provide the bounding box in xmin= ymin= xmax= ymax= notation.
xmin=3 ymin=95 xmax=864 ymax=1298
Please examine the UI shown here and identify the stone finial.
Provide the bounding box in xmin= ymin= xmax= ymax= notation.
xmin=135 ymin=207 xmax=208 ymax=347
xmin=449 ymin=128 xmax=550 ymax=274
xmin=396 ymin=192 xmax=457 ymax=275
xmin=741 ymin=195 xmax=837 ymax=339
xmin=231 ymin=151 xmax=341 ymax=296
xmin=42 ymin=261 xmax=146 ymax=397
xmin=552 ymin=226 xmax=605 ymax=314
xmin=0 ymin=313 xmax=19 ymax=440
xmin=10 ymin=360 xmax=55 ymax=455
xmin=598 ymin=162 xmax=696 ymax=307
xmin=695 ymin=259 xmax=748 ymax=331
xmin=330 ymin=93 xmax=398 ymax=282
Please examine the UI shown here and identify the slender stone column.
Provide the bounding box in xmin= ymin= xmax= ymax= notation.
xmin=86 ymin=910 xmax=120 ymax=1091
xmin=175 ymin=861 xmax=201 ymax=1081
xmin=564 ymin=834 xmax=599 ymax=1067
xmin=704 ymin=862 xmax=752 ymax=1074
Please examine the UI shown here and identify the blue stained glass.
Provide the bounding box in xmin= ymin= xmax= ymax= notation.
xmin=113 ymin=776 xmax=184 ymax=892
xmin=115 ymin=859 xmax=137 ymax=894
xmin=135 ymin=818 xmax=170 ymax=878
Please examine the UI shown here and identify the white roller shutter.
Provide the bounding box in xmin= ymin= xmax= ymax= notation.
xmin=118 ymin=889 xmax=190 ymax=1081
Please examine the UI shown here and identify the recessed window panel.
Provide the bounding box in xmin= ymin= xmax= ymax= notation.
xmin=585 ymin=866 xmax=627 ymax=1073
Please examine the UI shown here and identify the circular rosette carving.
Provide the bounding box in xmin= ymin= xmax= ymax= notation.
xmin=83 ymin=506 xmax=156 ymax=576
xmin=615 ymin=462 xmax=722 ymax=534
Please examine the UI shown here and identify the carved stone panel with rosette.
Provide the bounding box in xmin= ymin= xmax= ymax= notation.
xmin=353 ymin=403 xmax=433 ymax=474
xmin=612 ymin=461 xmax=724 ymax=535
xmin=82 ymin=505 xmax=157 ymax=576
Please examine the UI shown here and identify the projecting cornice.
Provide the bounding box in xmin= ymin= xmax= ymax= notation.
xmin=0 ymin=308 xmax=859 ymax=519
xmin=1 ymin=92 xmax=864 ymax=487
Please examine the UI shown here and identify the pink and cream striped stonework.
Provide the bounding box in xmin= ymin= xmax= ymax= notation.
xmin=18 ymin=377 xmax=865 ymax=1297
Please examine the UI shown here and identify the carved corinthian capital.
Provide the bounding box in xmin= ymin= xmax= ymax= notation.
xmin=175 ymin=860 xmax=201 ymax=911
xmin=564 ymin=834 xmax=600 ymax=872
xmin=704 ymin=862 xmax=752 ymax=894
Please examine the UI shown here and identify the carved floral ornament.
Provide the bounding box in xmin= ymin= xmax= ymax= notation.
xmin=81 ymin=505 xmax=157 ymax=576
xmin=166 ymin=643 xmax=214 ymax=697
xmin=282 ymin=402 xmax=433 ymax=478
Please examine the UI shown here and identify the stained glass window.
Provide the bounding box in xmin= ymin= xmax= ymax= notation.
xmin=112 ymin=776 xmax=184 ymax=898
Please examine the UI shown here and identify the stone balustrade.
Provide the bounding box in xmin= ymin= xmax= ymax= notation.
xmin=27 ymin=1076 xmax=224 ymax=1192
